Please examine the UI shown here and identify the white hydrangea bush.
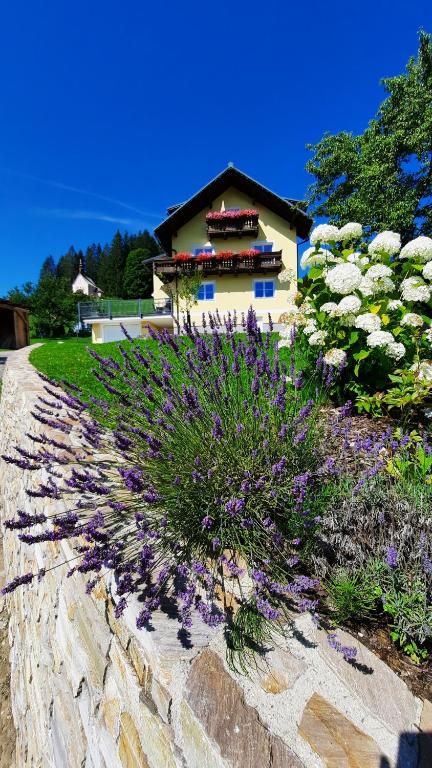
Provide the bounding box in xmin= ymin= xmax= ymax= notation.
xmin=284 ymin=223 xmax=432 ymax=403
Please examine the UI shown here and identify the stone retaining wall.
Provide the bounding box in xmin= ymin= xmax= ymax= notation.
xmin=0 ymin=347 xmax=430 ymax=768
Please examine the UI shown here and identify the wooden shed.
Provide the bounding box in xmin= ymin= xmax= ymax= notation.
xmin=0 ymin=300 xmax=30 ymax=349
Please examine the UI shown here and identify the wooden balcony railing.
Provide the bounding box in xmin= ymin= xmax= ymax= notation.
xmin=154 ymin=251 xmax=283 ymax=279
xmin=206 ymin=213 xmax=259 ymax=239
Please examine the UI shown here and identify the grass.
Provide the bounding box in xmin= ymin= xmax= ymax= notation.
xmin=29 ymin=337 xmax=153 ymax=402
xmin=29 ymin=333 xmax=321 ymax=411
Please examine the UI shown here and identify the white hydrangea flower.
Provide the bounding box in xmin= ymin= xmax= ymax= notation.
xmin=338 ymin=223 xmax=363 ymax=241
xmin=320 ymin=302 xmax=339 ymax=316
xmin=371 ymin=276 xmax=395 ymax=294
xmin=355 ymin=313 xmax=382 ymax=333
xmin=368 ymin=231 xmax=401 ymax=257
xmin=386 ymin=342 xmax=406 ymax=361
xmin=278 ymin=268 xmax=295 ymax=284
xmin=399 ymin=236 xmax=432 ymax=263
xmin=308 ymin=330 xmax=328 ymax=346
xmin=303 ymin=321 xmax=318 ymax=336
xmin=366 ymin=264 xmax=393 ymax=279
xmin=400 ymin=313 xmax=424 ymax=328
xmin=423 ymin=328 xmax=432 ymax=343
xmin=358 ymin=276 xmax=374 ymax=296
xmin=300 ymin=247 xmax=333 ymax=269
xmin=339 ymin=313 xmax=357 ymax=327
xmin=324 ymin=348 xmax=347 ymax=367
xmin=324 ymin=263 xmax=362 ymax=295
xmin=310 ymin=224 xmax=340 ymax=245
xmin=388 ymin=299 xmax=403 ymax=311
xmin=366 ymin=330 xmax=395 ymax=349
xmin=299 ymin=298 xmax=315 ymax=315
xmin=347 ymin=252 xmax=369 ymax=267
xmin=278 ymin=339 xmax=292 ymax=348
xmin=337 ymin=295 xmax=362 ymax=315
xmin=401 ymin=276 xmax=431 ymax=303
xmin=410 ymin=361 xmax=432 ymax=383
xmin=423 ymin=261 xmax=432 ymax=281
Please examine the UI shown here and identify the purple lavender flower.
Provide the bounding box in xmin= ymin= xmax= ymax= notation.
xmin=2 ymin=572 xmax=34 ymax=594
xmin=386 ymin=547 xmax=398 ymax=568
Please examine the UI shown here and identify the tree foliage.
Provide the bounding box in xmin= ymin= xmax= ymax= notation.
xmin=306 ymin=30 xmax=432 ymax=243
xmin=122 ymin=248 xmax=152 ymax=298
xmin=5 ymin=228 xmax=160 ymax=337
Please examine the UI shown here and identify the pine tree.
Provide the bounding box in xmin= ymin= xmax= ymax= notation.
xmin=39 ymin=256 xmax=56 ymax=280
xmin=85 ymin=244 xmax=101 ymax=283
xmin=56 ymin=246 xmax=81 ymax=286
xmin=122 ymin=248 xmax=153 ymax=298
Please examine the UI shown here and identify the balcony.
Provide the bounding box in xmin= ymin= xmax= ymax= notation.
xmin=154 ymin=251 xmax=283 ymax=279
xmin=206 ymin=210 xmax=259 ymax=239
xmin=78 ymin=298 xmax=172 ymax=321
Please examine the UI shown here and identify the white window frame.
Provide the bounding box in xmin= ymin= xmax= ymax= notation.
xmin=197 ymin=281 xmax=216 ymax=301
xmin=253 ymin=278 xmax=275 ymax=299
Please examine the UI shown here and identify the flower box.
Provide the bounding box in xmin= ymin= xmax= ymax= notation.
xmin=206 ymin=210 xmax=259 ymax=238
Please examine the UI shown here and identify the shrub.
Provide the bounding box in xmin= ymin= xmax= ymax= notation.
xmin=2 ymin=310 xmax=345 ymax=668
xmin=310 ymin=423 xmax=432 ymax=662
xmin=325 ymin=568 xmax=377 ymax=624
xmin=292 ymin=224 xmax=432 ymax=416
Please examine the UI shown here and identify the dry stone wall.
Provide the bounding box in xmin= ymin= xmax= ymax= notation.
xmin=0 ymin=347 xmax=431 ymax=768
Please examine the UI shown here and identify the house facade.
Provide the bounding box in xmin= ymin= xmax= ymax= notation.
xmin=83 ymin=167 xmax=312 ymax=342
xmin=152 ymin=166 xmax=312 ymax=331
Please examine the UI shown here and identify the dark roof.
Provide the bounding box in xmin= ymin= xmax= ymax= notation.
xmin=154 ymin=166 xmax=312 ymax=251
xmin=0 ymin=299 xmax=30 ymax=311
xmin=166 ymin=203 xmax=184 ymax=215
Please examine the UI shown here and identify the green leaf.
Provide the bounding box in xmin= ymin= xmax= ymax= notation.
xmin=348 ymin=331 xmax=359 ymax=346
xmin=353 ymin=350 xmax=370 ymax=362
xmin=308 ymin=267 xmax=322 ymax=280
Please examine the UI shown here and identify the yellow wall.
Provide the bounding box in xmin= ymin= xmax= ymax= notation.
xmin=153 ymin=186 xmax=298 ymax=323
xmin=91 ymin=322 xmax=102 ymax=343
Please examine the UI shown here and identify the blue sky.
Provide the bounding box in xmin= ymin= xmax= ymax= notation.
xmin=0 ymin=0 xmax=430 ymax=295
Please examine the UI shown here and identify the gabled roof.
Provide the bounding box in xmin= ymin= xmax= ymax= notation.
xmin=154 ymin=166 xmax=312 ymax=251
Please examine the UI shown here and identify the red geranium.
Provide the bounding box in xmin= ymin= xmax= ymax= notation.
xmin=173 ymin=252 xmax=192 ymax=263
xmin=239 ymin=249 xmax=260 ymax=258
xmin=206 ymin=209 xmax=258 ymax=222
xmin=196 ymin=252 xmax=213 ymax=263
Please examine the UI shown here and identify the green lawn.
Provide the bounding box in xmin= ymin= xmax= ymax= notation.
xmin=29 ymin=337 xmax=139 ymax=401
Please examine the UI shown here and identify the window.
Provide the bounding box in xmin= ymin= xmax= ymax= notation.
xmin=197 ymin=283 xmax=215 ymax=301
xmin=193 ymin=245 xmax=214 ymax=257
xmin=225 ymin=207 xmax=240 ymax=211
xmin=252 ymin=241 xmax=273 ymax=253
xmin=254 ymin=280 xmax=275 ymax=299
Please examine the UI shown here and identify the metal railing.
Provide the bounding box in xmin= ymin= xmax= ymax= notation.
xmin=77 ymin=298 xmax=172 ymax=322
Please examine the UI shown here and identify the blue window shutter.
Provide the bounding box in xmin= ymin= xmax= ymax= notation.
xmin=264 ymin=281 xmax=274 ymax=297
xmin=206 ymin=284 xmax=215 ymax=300
xmin=197 ymin=285 xmax=205 ymax=300
xmin=254 ymin=281 xmax=264 ymax=298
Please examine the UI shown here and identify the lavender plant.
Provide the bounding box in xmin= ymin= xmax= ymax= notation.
xmin=2 ymin=309 xmax=342 ymax=668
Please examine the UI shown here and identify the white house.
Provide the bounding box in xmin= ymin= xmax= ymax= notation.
xmin=72 ymin=263 xmax=103 ymax=297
